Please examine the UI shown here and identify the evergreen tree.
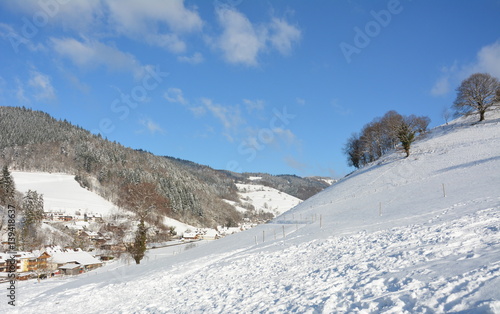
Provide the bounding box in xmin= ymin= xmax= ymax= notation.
xmin=23 ymin=190 xmax=44 ymax=225
xmin=128 ymin=219 xmax=148 ymax=264
xmin=397 ymin=122 xmax=416 ymax=158
xmin=21 ymin=190 xmax=44 ymax=250
xmin=0 ymin=165 xmax=15 ymax=205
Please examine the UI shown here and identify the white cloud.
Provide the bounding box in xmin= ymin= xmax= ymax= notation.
xmin=431 ymin=41 xmax=500 ymax=96
xmin=177 ymin=52 xmax=204 ymax=64
xmin=268 ymin=17 xmax=301 ymax=55
xmin=164 ymin=87 xmax=187 ymax=105
xmin=28 ymin=70 xmax=56 ymax=101
xmin=1 ymin=0 xmax=202 ymax=54
xmin=215 ymin=7 xmax=265 ymax=66
xmin=51 ymin=37 xmax=148 ymax=79
xmin=214 ymin=7 xmax=301 ymax=66
xmin=106 ymin=0 xmax=202 ymax=53
xmin=465 ymin=40 xmax=500 ymax=78
xmin=139 ymin=117 xmax=165 ymax=135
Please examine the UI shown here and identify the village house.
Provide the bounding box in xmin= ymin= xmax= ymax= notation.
xmin=0 ymin=252 xmax=40 ymax=281
xmin=46 ymin=248 xmax=103 ymax=274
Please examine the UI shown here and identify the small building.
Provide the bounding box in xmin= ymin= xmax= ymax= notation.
xmin=199 ymin=229 xmax=220 ymax=240
xmin=59 ymin=263 xmax=81 ymax=276
xmin=182 ymin=232 xmax=198 ymax=240
xmin=48 ymin=248 xmax=103 ymax=272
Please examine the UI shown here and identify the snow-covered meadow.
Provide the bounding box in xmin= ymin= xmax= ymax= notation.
xmin=2 ymin=114 xmax=500 ymax=313
xmin=234 ymin=182 xmax=302 ymax=216
xmin=11 ymin=172 xmax=117 ymax=217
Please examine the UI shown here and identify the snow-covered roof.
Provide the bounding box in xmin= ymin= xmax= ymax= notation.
xmin=48 ymin=250 xmax=102 ymax=266
xmin=59 ymin=263 xmax=81 ymax=270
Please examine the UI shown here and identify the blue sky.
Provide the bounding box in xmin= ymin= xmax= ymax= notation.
xmin=1 ymin=0 xmax=499 ymax=178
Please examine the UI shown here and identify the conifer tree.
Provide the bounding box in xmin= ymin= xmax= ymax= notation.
xmin=23 ymin=190 xmax=44 ymax=225
xmin=0 ymin=165 xmax=15 ymax=205
xmin=21 ymin=190 xmax=44 ymax=250
xmin=128 ymin=219 xmax=148 ymax=264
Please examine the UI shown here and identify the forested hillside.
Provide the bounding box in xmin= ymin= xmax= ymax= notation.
xmin=0 ymin=106 xmax=239 ymax=228
xmin=0 ymin=106 xmax=329 ymax=228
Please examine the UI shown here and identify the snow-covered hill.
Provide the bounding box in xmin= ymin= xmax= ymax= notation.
xmin=10 ymin=171 xmax=199 ymax=235
xmin=11 ymin=172 xmax=118 ymax=217
xmin=229 ymin=182 xmax=302 ymax=216
xmin=3 ymin=114 xmax=500 ymax=313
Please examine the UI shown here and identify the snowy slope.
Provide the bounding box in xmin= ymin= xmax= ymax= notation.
xmin=234 ymin=183 xmax=302 ymax=216
xmin=3 ymin=114 xmax=500 ymax=313
xmin=11 ymin=172 xmax=118 ymax=217
xmin=10 ymin=171 xmax=196 ymax=233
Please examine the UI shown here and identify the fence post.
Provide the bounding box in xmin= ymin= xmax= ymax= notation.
xmin=442 ymin=183 xmax=446 ymax=198
xmin=379 ymin=202 xmax=382 ymax=216
xmin=320 ymin=214 xmax=322 ymax=228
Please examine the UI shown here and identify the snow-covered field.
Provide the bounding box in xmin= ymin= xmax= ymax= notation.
xmin=234 ymin=183 xmax=302 ymax=216
xmin=2 ymin=113 xmax=500 ymax=313
xmin=11 ymin=172 xmax=117 ymax=217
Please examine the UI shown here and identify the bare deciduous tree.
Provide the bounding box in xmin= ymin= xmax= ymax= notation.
xmin=118 ymin=182 xmax=171 ymax=264
xmin=453 ymin=73 xmax=500 ymax=122
xmin=344 ymin=111 xmax=430 ymax=166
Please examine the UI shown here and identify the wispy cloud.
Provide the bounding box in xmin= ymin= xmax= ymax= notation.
xmin=296 ymin=98 xmax=306 ymax=106
xmin=177 ymin=52 xmax=204 ymax=64
xmin=0 ymin=22 xmax=45 ymax=52
xmin=243 ymin=99 xmax=265 ymax=113
xmin=268 ymin=17 xmax=301 ymax=55
xmin=201 ymin=98 xmax=244 ymax=141
xmin=331 ymin=99 xmax=351 ymax=116
xmin=1 ymin=0 xmax=104 ymax=34
xmin=28 ymin=70 xmax=56 ymax=101
xmin=284 ymin=155 xmax=307 ymax=172
xmin=164 ymin=87 xmax=188 ymax=105
xmin=51 ymin=37 xmax=149 ymax=79
xmin=139 ymin=117 xmax=165 ymax=135
xmin=430 ymin=75 xmax=452 ymax=96
xmin=15 ymin=78 xmax=29 ymax=104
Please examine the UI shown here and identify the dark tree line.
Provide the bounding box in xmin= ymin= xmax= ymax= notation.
xmin=344 ymin=111 xmax=430 ymax=168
